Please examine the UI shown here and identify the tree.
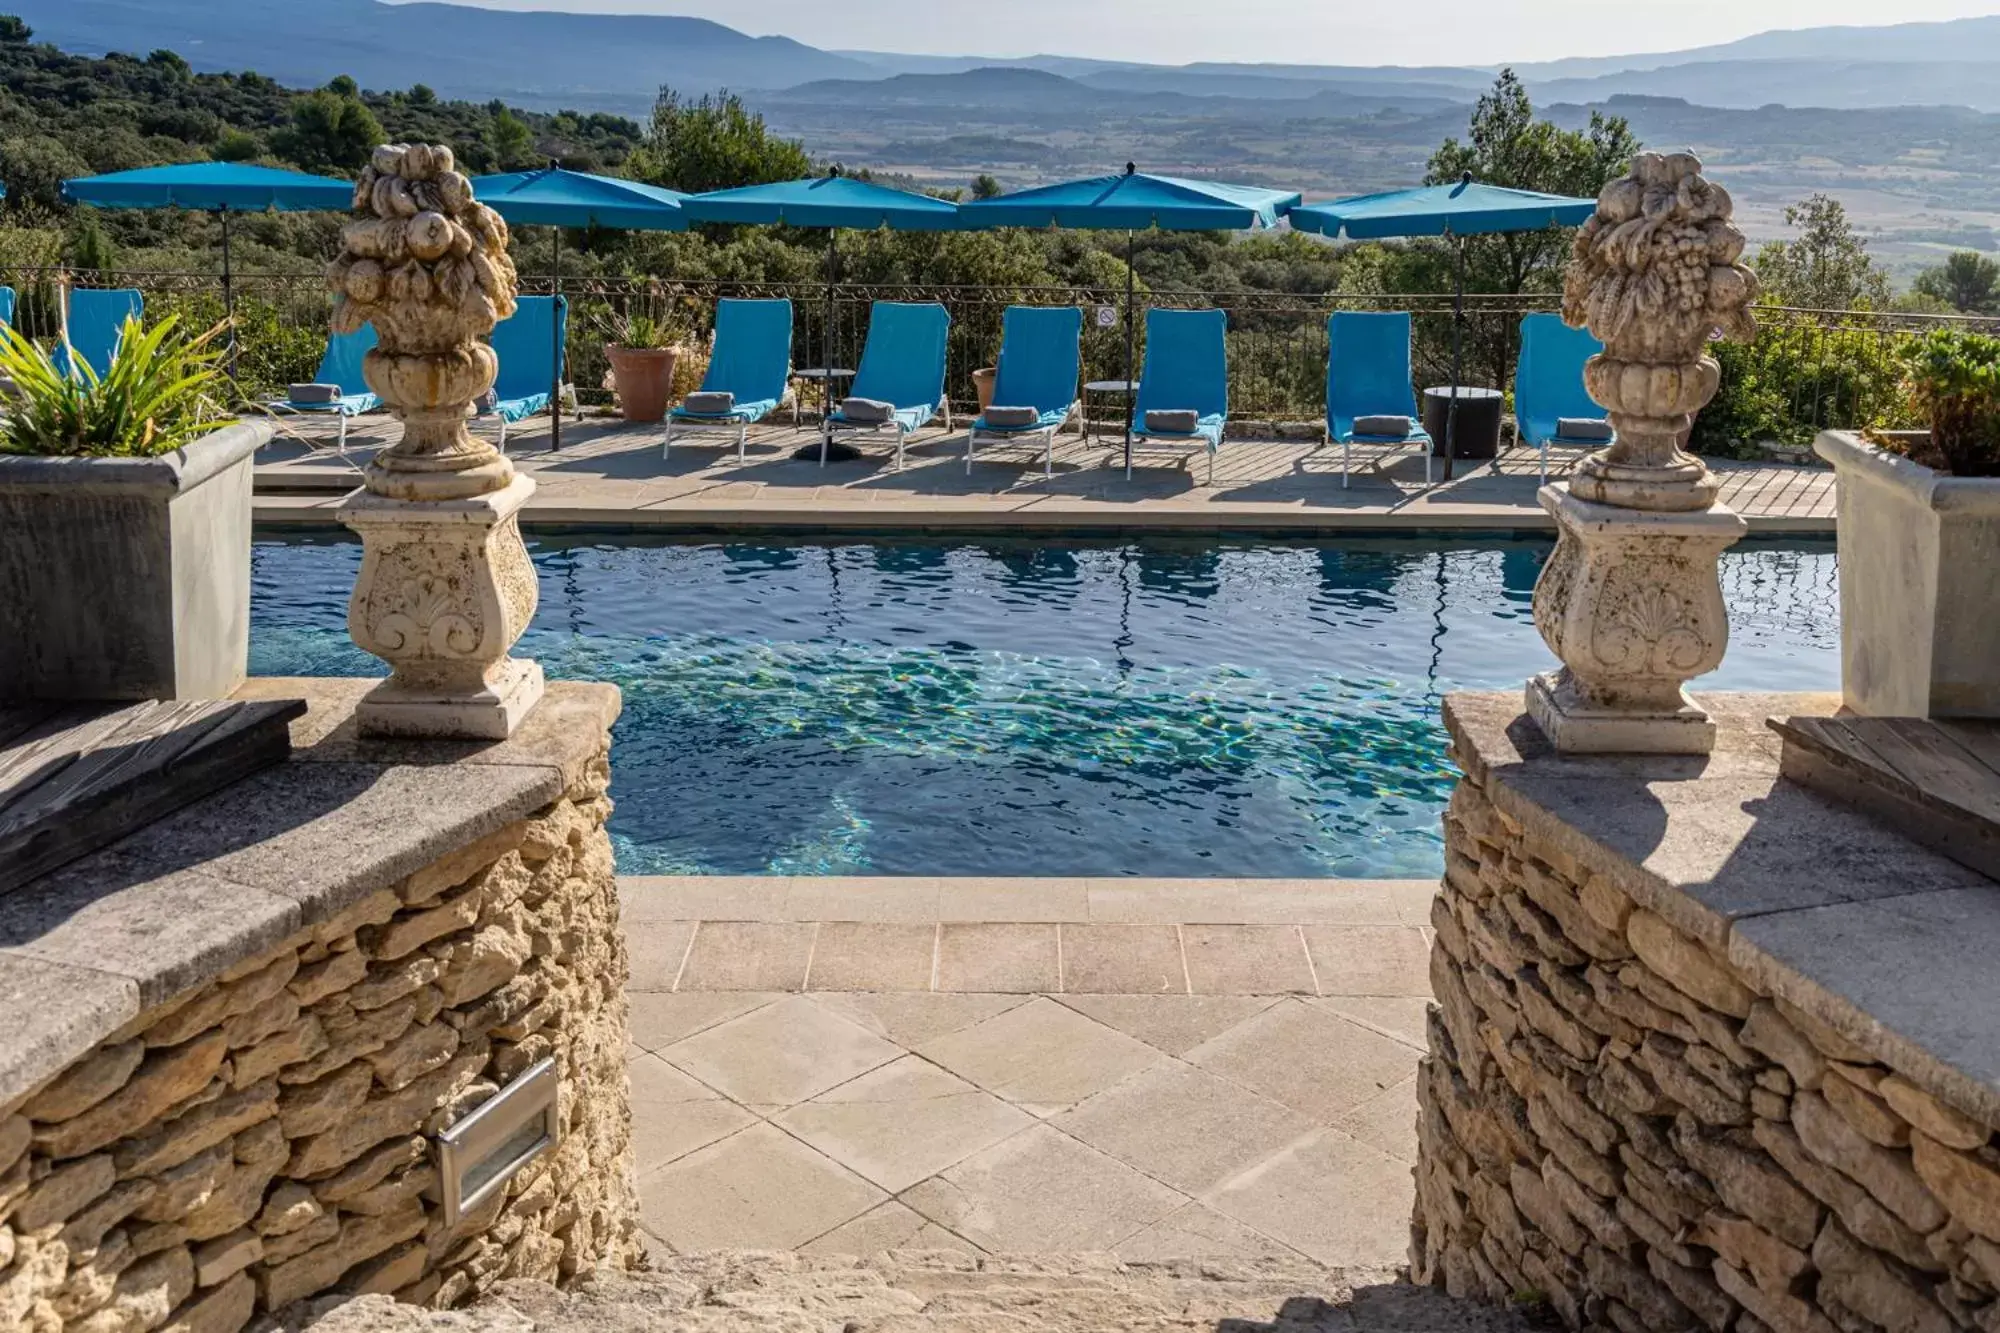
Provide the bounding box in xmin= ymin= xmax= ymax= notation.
xmin=212 ymin=128 xmax=262 ymax=162
xmin=1752 ymin=194 xmax=1891 ymax=311
xmin=0 ymin=133 xmax=87 ymax=212
xmin=0 ymin=17 xmax=31 ymax=42
xmin=409 ymin=83 xmax=436 ymax=106
xmin=147 ymin=49 xmax=190 ymax=79
xmin=631 ymin=87 xmax=809 ymax=195
xmin=271 ymin=88 xmax=383 ymax=172
xmin=71 ymin=211 xmax=114 ymax=271
xmin=1423 ymin=70 xmax=1639 ymax=296
xmin=1913 ymin=250 xmax=2000 ymax=314
xmin=327 ymin=74 xmax=358 ymax=98
xmin=971 ymin=173 xmax=1002 ymax=200
xmin=488 ymin=108 xmax=536 ymax=171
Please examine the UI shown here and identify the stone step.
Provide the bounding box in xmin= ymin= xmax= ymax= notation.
xmin=292 ymin=1254 xmax=1537 ymax=1331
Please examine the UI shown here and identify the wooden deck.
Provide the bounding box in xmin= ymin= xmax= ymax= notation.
xmin=253 ymin=415 xmax=1837 ymax=535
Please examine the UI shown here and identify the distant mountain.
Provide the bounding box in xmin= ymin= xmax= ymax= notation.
xmin=1529 ymin=59 xmax=2000 ymax=113
xmin=763 ymin=66 xmax=1464 ymax=120
xmin=1512 ymin=14 xmax=2000 ymax=80
xmin=4 ymin=0 xmax=871 ymax=109
xmin=19 ymin=0 xmax=2000 ymax=122
xmin=778 ymin=68 xmax=1115 ymax=110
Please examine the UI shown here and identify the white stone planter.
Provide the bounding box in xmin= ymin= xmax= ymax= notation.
xmin=1815 ymin=428 xmax=2000 ymax=717
xmin=0 ymin=419 xmax=272 ymax=701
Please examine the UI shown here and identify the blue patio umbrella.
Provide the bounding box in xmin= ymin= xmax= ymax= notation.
xmin=63 ymin=163 xmax=356 ymax=373
xmin=472 ymin=166 xmax=690 ymax=449
xmin=957 ymin=164 xmax=1300 ymax=473
xmin=1290 ymin=173 xmax=1596 ymax=477
xmin=680 ymin=169 xmax=961 ymax=459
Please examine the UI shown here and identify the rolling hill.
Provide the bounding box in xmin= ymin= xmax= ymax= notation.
xmin=1 ymin=0 xmax=870 ymax=109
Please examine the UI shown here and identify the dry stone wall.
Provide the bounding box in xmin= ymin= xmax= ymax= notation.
xmin=1414 ymin=715 xmax=2000 ymax=1333
xmin=0 ymin=746 xmax=638 ymax=1333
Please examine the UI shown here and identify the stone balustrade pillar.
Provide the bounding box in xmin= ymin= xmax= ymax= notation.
xmin=1527 ymin=152 xmax=1759 ymax=754
xmin=328 ymin=144 xmax=543 ymax=740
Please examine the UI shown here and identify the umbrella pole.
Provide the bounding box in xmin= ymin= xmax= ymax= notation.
xmin=221 ymin=207 xmax=236 ymax=385
xmin=826 ymin=227 xmax=835 ymax=404
xmin=550 ymin=225 xmax=563 ymax=452
xmin=1124 ymin=228 xmax=1135 ymax=479
xmin=1443 ymin=232 xmax=1465 ymax=484
xmin=802 ymin=227 xmax=864 ymax=463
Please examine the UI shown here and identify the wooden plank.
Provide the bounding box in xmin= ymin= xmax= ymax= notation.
xmin=0 ymin=696 xmax=307 ymax=897
xmin=0 ymin=704 xmax=64 ymax=749
xmin=1773 ymin=714 xmax=2000 ymax=883
xmin=1931 ymin=720 xmax=2000 ymax=783
xmin=1779 ymin=742 xmax=2000 ymax=884
xmin=1863 ymin=718 xmax=2000 ymax=827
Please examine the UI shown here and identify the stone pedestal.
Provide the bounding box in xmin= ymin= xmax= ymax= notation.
xmin=1527 ymin=484 xmax=1745 ymax=754
xmin=340 ymin=473 xmax=544 ymax=739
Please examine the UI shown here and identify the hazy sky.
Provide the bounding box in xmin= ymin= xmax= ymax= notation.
xmin=432 ymin=0 xmax=2000 ymax=65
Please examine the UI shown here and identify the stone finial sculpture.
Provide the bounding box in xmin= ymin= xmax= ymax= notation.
xmin=332 ymin=145 xmax=544 ymax=739
xmin=1560 ymin=150 xmax=1759 ymax=512
xmin=330 ymin=142 xmax=520 ymax=501
xmin=1527 ymin=152 xmax=1756 ymax=754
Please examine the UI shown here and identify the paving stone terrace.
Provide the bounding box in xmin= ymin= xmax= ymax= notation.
xmin=615 ymin=876 xmax=1441 ymax=1270
xmin=251 ymin=415 xmax=1835 ymax=535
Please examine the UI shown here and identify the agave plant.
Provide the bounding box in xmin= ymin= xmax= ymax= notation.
xmin=0 ymin=314 xmax=232 ymax=458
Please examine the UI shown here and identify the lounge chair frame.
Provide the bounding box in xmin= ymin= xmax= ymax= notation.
xmin=822 ymin=395 xmax=952 ymax=470
xmin=965 ymin=404 xmax=1080 ymax=478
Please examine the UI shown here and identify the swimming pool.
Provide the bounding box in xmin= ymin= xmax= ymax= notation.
xmin=250 ymin=534 xmax=1839 ymax=879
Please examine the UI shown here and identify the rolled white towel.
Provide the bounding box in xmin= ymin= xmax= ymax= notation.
xmin=1353 ymin=414 xmax=1414 ymax=437
xmin=1557 ymin=416 xmax=1613 ymax=441
xmin=841 ymin=396 xmax=896 ymax=424
xmin=1144 ymin=408 xmax=1200 ymax=433
xmin=983 ymin=404 xmax=1040 ymax=428
xmin=289 ymin=382 xmax=341 ymax=404
xmin=684 ymin=390 xmax=736 ymax=414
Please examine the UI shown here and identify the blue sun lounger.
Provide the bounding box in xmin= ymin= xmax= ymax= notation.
xmin=1514 ymin=312 xmax=1611 ymax=484
xmin=478 ymin=294 xmax=569 ymax=454
xmin=1131 ymin=308 xmax=1229 ymax=484
xmin=820 ymin=301 xmax=951 ymax=469
xmin=55 ymin=288 xmax=143 ymax=379
xmin=1326 ymin=311 xmax=1431 ymax=488
xmin=665 ymin=298 xmax=793 ymax=463
xmin=265 ymin=323 xmax=379 ymax=454
xmin=0 ymin=288 xmax=15 ymax=329
xmin=966 ymin=305 xmax=1082 ymax=477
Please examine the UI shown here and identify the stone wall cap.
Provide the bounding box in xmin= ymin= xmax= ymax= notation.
xmin=1815 ymin=428 xmax=2000 ymax=513
xmin=0 ymin=419 xmax=272 ymax=496
xmin=1447 ymin=687 xmax=2000 ymax=1129
xmin=0 ymin=677 xmax=614 ymax=1112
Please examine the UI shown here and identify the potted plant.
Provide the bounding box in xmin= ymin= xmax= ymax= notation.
xmin=1815 ymin=327 xmax=2000 ymax=717
xmin=971 ymin=366 xmax=997 ymax=416
xmin=0 ymin=314 xmax=272 ymax=701
xmin=605 ymin=311 xmax=681 ymax=423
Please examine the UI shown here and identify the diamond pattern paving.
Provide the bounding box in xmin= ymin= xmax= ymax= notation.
xmin=624 ymin=877 xmax=1438 ymax=1263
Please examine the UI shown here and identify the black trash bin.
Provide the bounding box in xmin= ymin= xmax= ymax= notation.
xmin=1421 ymin=385 xmax=1504 ymax=460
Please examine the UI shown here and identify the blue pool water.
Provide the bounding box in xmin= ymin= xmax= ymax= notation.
xmin=250 ymin=534 xmax=1839 ymax=878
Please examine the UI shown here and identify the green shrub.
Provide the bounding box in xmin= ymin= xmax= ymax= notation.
xmin=1902 ymin=327 xmax=2000 ymax=476
xmin=0 ymin=314 xmax=231 ymax=456
xmin=1690 ymin=323 xmax=1915 ymax=456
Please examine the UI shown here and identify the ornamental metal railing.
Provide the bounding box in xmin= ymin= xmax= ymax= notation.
xmin=9 ymin=266 xmax=1992 ymax=445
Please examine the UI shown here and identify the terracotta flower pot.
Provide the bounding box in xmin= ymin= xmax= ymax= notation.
xmin=972 ymin=366 xmax=997 ymax=415
xmin=607 ymin=345 xmax=680 ymax=423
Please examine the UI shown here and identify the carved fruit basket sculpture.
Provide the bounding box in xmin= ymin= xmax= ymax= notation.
xmin=328 ymin=142 xmax=521 ymax=500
